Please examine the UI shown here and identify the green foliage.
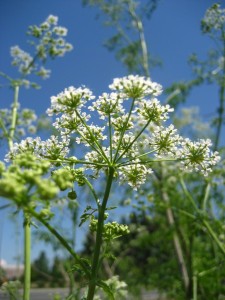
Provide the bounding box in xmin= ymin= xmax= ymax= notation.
xmin=82 ymin=0 xmax=161 ymax=75
xmin=1 ymin=280 xmax=21 ymax=300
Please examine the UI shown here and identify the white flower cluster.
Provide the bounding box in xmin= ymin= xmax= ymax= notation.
xmin=146 ymin=124 xmax=182 ymax=157
xmin=109 ymin=74 xmax=163 ymax=99
xmin=178 ymin=138 xmax=220 ymax=176
xmin=6 ymin=135 xmax=70 ymax=163
xmin=136 ymin=98 xmax=174 ymax=124
xmin=10 ymin=15 xmax=73 ymax=78
xmin=119 ymin=162 xmax=153 ymax=190
xmin=88 ymin=92 xmax=124 ymax=120
xmin=201 ymin=3 xmax=225 ymax=32
xmin=11 ymin=46 xmax=33 ymax=74
xmin=47 ymin=86 xmax=95 ymax=116
xmin=28 ymin=14 xmax=73 ymax=59
xmin=6 ymin=75 xmax=220 ymax=189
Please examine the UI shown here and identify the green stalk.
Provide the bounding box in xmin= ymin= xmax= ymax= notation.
xmin=202 ymin=183 xmax=211 ymax=211
xmin=193 ymin=274 xmax=198 ymax=300
xmin=108 ymin=113 xmax=113 ymax=162
xmin=86 ymin=166 xmax=114 ymax=300
xmin=8 ymin=85 xmax=19 ymax=149
xmin=8 ymin=85 xmax=32 ymax=300
xmin=128 ymin=0 xmax=150 ymax=77
xmin=180 ymin=178 xmax=225 ymax=256
xmin=23 ymin=214 xmax=31 ymax=300
xmin=202 ymin=219 xmax=225 ymax=256
xmin=214 ymin=32 xmax=225 ymax=151
xmin=84 ymin=178 xmax=100 ymax=207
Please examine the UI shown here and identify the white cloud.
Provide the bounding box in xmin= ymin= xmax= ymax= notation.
xmin=0 ymin=259 xmax=24 ymax=269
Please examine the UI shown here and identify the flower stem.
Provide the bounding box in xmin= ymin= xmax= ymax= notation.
xmin=214 ymin=33 xmax=225 ymax=151
xmin=193 ymin=273 xmax=198 ymax=300
xmin=23 ymin=213 xmax=31 ymax=300
xmin=113 ymin=98 xmax=135 ymax=163
xmin=8 ymin=85 xmax=19 ymax=149
xmin=86 ymin=166 xmax=114 ymax=300
xmin=202 ymin=219 xmax=225 ymax=256
xmin=180 ymin=178 xmax=225 ymax=256
xmin=128 ymin=0 xmax=150 ymax=77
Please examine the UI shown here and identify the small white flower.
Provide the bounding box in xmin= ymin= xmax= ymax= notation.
xmin=178 ymin=138 xmax=220 ymax=176
xmin=112 ymin=133 xmax=138 ymax=159
xmin=111 ymin=114 xmax=134 ymax=133
xmin=109 ymin=75 xmax=163 ymax=99
xmin=146 ymin=124 xmax=182 ymax=157
xmin=53 ymin=26 xmax=68 ymax=36
xmin=89 ymin=92 xmax=124 ymax=119
xmin=119 ymin=162 xmax=153 ymax=190
xmin=46 ymin=15 xmax=58 ymax=25
xmin=136 ymin=98 xmax=174 ymax=124
xmin=47 ymin=86 xmax=95 ymax=116
xmin=53 ymin=112 xmax=90 ymax=136
xmin=76 ymin=125 xmax=107 ymax=146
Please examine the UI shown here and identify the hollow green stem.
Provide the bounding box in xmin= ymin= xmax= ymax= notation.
xmin=179 ymin=178 xmax=198 ymax=211
xmin=108 ymin=113 xmax=113 ymax=162
xmin=214 ymin=32 xmax=225 ymax=151
xmin=23 ymin=213 xmax=31 ymax=300
xmin=202 ymin=219 xmax=225 ymax=256
xmin=198 ymin=260 xmax=225 ymax=277
xmin=86 ymin=166 xmax=114 ymax=300
xmin=180 ymin=178 xmax=225 ymax=257
xmin=84 ymin=178 xmax=101 ymax=207
xmin=128 ymin=0 xmax=150 ymax=77
xmin=202 ymin=183 xmax=211 ymax=211
xmin=8 ymin=85 xmax=19 ymax=149
xmin=193 ymin=273 xmax=198 ymax=300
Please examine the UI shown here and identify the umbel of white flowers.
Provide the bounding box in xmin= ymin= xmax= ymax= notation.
xmin=6 ymin=75 xmax=220 ymax=190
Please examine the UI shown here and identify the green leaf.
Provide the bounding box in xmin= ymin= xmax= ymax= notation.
xmin=97 ymin=280 xmax=115 ymax=300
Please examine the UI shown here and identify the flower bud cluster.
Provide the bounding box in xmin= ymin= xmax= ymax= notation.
xmin=0 ymin=153 xmax=59 ymax=204
xmin=89 ymin=217 xmax=130 ymax=241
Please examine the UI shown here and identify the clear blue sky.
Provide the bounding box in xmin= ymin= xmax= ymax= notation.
xmin=0 ymin=0 xmax=222 ymax=265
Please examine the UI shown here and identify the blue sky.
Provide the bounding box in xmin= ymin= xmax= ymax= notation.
xmin=0 ymin=0 xmax=222 ymax=265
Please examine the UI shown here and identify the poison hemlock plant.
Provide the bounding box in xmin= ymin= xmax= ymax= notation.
xmin=0 ymin=75 xmax=220 ymax=300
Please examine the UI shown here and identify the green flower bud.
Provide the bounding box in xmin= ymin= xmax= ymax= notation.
xmin=67 ymin=190 xmax=77 ymax=200
xmin=52 ymin=168 xmax=74 ymax=191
